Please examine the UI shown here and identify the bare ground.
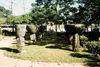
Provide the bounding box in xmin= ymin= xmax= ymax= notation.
xmin=0 ymin=36 xmax=96 ymax=67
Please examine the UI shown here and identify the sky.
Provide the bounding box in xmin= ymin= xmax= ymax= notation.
xmin=0 ymin=0 xmax=35 ymax=16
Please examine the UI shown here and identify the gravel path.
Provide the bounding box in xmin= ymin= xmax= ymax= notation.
xmin=0 ymin=36 xmax=92 ymax=67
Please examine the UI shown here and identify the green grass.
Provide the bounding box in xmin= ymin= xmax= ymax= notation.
xmin=0 ymin=18 xmax=6 ymax=24
xmin=4 ymin=44 xmax=100 ymax=63
xmin=0 ymin=35 xmax=4 ymax=40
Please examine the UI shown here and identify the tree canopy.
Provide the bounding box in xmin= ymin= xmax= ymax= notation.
xmin=0 ymin=6 xmax=12 ymax=18
xmin=32 ymin=0 xmax=100 ymax=26
xmin=6 ymin=0 xmax=100 ymax=26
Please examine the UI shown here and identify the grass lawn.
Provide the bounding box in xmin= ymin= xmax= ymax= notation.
xmin=0 ymin=35 xmax=4 ymax=40
xmin=4 ymin=44 xmax=100 ymax=63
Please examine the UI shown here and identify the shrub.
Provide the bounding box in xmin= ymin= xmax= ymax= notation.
xmin=43 ymin=31 xmax=56 ymax=41
xmin=25 ymin=32 xmax=30 ymax=40
xmin=85 ymin=41 xmax=100 ymax=56
xmin=80 ymin=35 xmax=88 ymax=46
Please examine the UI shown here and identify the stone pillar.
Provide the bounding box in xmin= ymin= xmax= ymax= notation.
xmin=30 ymin=34 xmax=36 ymax=41
xmin=72 ymin=33 xmax=80 ymax=52
xmin=64 ymin=24 xmax=85 ymax=52
xmin=27 ymin=24 xmax=38 ymax=42
xmin=16 ymin=24 xmax=26 ymax=53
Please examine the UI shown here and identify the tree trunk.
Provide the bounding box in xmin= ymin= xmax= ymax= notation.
xmin=72 ymin=33 xmax=80 ymax=52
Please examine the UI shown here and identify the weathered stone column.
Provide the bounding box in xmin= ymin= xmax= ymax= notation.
xmin=64 ymin=24 xmax=85 ymax=52
xmin=72 ymin=33 xmax=80 ymax=51
xmin=27 ymin=24 xmax=38 ymax=42
xmin=30 ymin=34 xmax=36 ymax=41
xmin=16 ymin=24 xmax=26 ymax=53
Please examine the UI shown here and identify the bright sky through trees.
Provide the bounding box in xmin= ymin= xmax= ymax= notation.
xmin=0 ymin=0 xmax=35 ymax=16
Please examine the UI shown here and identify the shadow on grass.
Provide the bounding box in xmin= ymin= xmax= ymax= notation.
xmin=84 ymin=62 xmax=100 ymax=67
xmin=70 ymin=53 xmax=100 ymax=67
xmin=33 ymin=41 xmax=47 ymax=46
xmin=46 ymin=46 xmax=61 ymax=49
xmin=25 ymin=40 xmax=47 ymax=46
xmin=70 ymin=53 xmax=100 ymax=62
xmin=11 ymin=43 xmax=17 ymax=44
xmin=0 ymin=47 xmax=19 ymax=53
xmin=46 ymin=45 xmax=72 ymax=51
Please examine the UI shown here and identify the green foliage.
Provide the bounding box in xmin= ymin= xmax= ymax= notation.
xmin=80 ymin=35 xmax=88 ymax=42
xmin=78 ymin=0 xmax=100 ymax=26
xmin=6 ymin=15 xmax=14 ymax=24
xmin=31 ymin=0 xmax=69 ymax=25
xmin=25 ymin=33 xmax=30 ymax=40
xmin=43 ymin=31 xmax=56 ymax=41
xmin=35 ymin=0 xmax=52 ymax=7
xmin=6 ymin=15 xmax=22 ymax=24
xmin=0 ymin=6 xmax=11 ymax=17
xmin=31 ymin=7 xmax=47 ymax=25
xmin=80 ymin=35 xmax=88 ymax=41
xmin=13 ymin=16 xmax=22 ymax=24
xmin=0 ymin=18 xmax=6 ymax=24
xmin=6 ymin=14 xmax=32 ymax=24
xmin=5 ymin=10 xmax=12 ymax=17
xmin=0 ymin=12 xmax=4 ymax=18
xmin=30 ymin=7 xmax=63 ymax=25
xmin=80 ymin=35 xmax=88 ymax=47
xmin=85 ymin=41 xmax=100 ymax=56
xmin=21 ymin=14 xmax=32 ymax=24
xmin=32 ymin=0 xmax=100 ymax=25
xmin=33 ymin=0 xmax=89 ymax=25
xmin=0 ymin=6 xmax=5 ymax=12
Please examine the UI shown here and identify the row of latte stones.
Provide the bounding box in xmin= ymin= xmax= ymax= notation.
xmin=16 ymin=24 xmax=37 ymax=53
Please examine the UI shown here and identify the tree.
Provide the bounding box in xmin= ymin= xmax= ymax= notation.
xmin=6 ymin=15 xmax=22 ymax=24
xmin=4 ymin=10 xmax=12 ymax=17
xmin=30 ymin=7 xmax=47 ymax=25
xmin=0 ymin=6 xmax=5 ymax=18
xmin=6 ymin=15 xmax=22 ymax=32
xmin=78 ymin=0 xmax=100 ymax=30
xmin=32 ymin=0 xmax=82 ymax=52
xmin=0 ymin=12 xmax=4 ymax=18
xmin=32 ymin=0 xmax=100 ymax=51
xmin=0 ymin=18 xmax=6 ymax=24
xmin=6 ymin=14 xmax=32 ymax=24
xmin=21 ymin=14 xmax=32 ymax=24
xmin=0 ymin=6 xmax=5 ymax=12
xmin=33 ymin=0 xmax=64 ymax=33
xmin=0 ymin=6 xmax=12 ymax=18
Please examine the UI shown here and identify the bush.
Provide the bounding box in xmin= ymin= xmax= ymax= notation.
xmin=85 ymin=41 xmax=100 ymax=56
xmin=80 ymin=35 xmax=88 ymax=46
xmin=25 ymin=32 xmax=30 ymax=40
xmin=43 ymin=31 xmax=56 ymax=41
